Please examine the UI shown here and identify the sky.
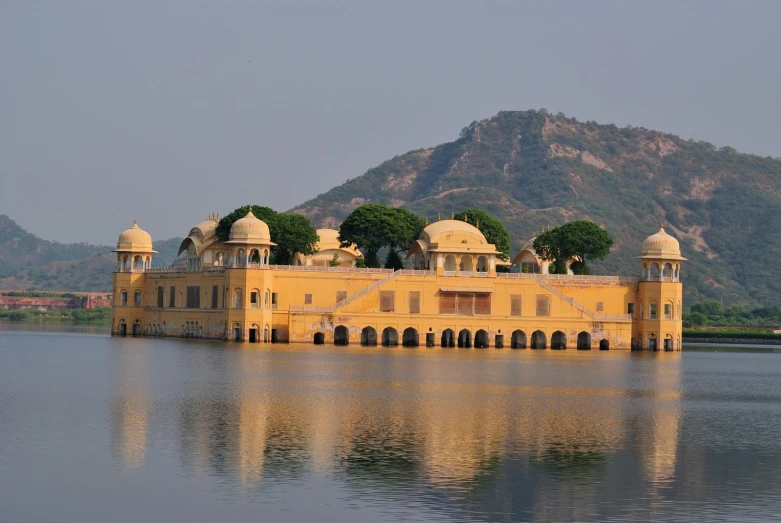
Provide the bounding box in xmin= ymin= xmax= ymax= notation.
xmin=2 ymin=0 xmax=781 ymax=245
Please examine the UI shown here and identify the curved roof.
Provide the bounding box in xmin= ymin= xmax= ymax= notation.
xmin=227 ymin=210 xmax=274 ymax=244
xmin=407 ymin=219 xmax=499 ymax=259
xmin=639 ymin=225 xmax=686 ymax=260
xmin=314 ymin=229 xmax=361 ymax=257
xmin=511 ymin=239 xmax=538 ymax=265
xmin=178 ymin=216 xmax=221 ymax=256
xmin=114 ymin=221 xmax=157 ymax=253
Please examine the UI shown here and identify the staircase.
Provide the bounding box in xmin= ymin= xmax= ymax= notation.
xmin=328 ymin=270 xmax=405 ymax=313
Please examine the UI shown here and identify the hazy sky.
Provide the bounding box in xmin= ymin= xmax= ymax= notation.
xmin=2 ymin=1 xmax=780 ymax=244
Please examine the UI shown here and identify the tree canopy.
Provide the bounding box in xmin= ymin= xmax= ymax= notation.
xmin=532 ymin=220 xmax=613 ymax=275
xmin=453 ymin=209 xmax=512 ymax=261
xmin=216 ymin=205 xmax=319 ymax=265
xmin=338 ymin=204 xmax=424 ymax=268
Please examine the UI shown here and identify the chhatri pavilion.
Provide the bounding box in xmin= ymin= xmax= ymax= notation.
xmin=111 ymin=212 xmax=684 ymax=351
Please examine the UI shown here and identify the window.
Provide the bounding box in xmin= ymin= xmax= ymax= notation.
xmin=211 ymin=285 xmax=218 ymax=308
xmin=596 ymin=301 xmax=604 ymax=312
xmin=536 ymin=295 xmax=550 ymax=317
xmin=474 ymin=293 xmax=491 ymax=315
xmin=133 ymin=291 xmax=141 ymax=306
xmin=628 ymin=303 xmax=635 ymax=317
xmin=169 ymin=286 xmax=176 ymax=308
xmin=664 ymin=303 xmax=672 ymax=319
xmin=649 ymin=303 xmax=657 ymax=319
xmin=271 ymin=292 xmax=278 ymax=309
xmin=304 ymin=294 xmax=312 ymax=305
xmin=409 ymin=291 xmax=420 ymax=313
xmin=510 ymin=294 xmax=522 ymax=316
xmin=234 ymin=289 xmax=243 ymax=308
xmin=336 ymin=290 xmax=347 ymax=303
xmin=265 ymin=292 xmax=269 ymax=308
xmin=439 ymin=292 xmax=456 ymax=314
xmin=456 ymin=294 xmax=474 ymax=316
xmin=186 ymin=286 xmax=201 ymax=309
xmin=157 ymin=286 xmax=164 ymax=308
xmin=250 ymin=291 xmax=259 ymax=309
xmin=120 ymin=291 xmax=128 ymax=307
xmin=379 ymin=291 xmax=395 ymax=312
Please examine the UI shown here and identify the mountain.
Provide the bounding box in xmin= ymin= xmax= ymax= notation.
xmin=0 ymin=215 xmax=182 ymax=291
xmin=292 ymin=110 xmax=781 ymax=306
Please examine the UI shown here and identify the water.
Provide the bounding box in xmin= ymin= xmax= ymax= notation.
xmin=1 ymin=327 xmax=780 ymax=522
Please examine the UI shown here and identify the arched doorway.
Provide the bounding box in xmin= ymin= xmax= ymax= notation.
xmin=458 ymin=329 xmax=472 ymax=348
xmin=577 ymin=331 xmax=591 ymax=350
xmin=551 ymin=331 xmax=567 ymax=350
xmin=476 ymin=256 xmax=488 ymax=273
xmin=402 ymin=327 xmax=419 ymax=347
xmin=511 ymin=330 xmax=526 ymax=349
xmin=474 ymin=329 xmax=489 ymax=348
xmin=118 ymin=320 xmax=127 ymax=337
xmin=600 ymin=339 xmax=610 ymax=350
xmin=361 ymin=327 xmax=377 ymax=346
xmin=334 ymin=325 xmax=349 ymax=346
xmin=531 ymin=330 xmax=546 ymax=349
xmin=441 ymin=329 xmax=455 ymax=348
xmin=459 ymin=256 xmax=473 ymax=275
xmin=382 ymin=327 xmax=398 ymax=347
xmin=444 ymin=255 xmax=456 ymax=274
xmin=664 ymin=335 xmax=674 ymax=351
xmin=314 ymin=332 xmax=325 ymax=345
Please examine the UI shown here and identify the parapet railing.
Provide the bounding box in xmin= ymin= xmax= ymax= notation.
xmin=497 ymin=273 xmax=639 ymax=284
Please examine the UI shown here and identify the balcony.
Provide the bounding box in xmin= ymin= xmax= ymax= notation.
xmin=444 ymin=270 xmax=457 ymax=277
xmin=476 ymin=271 xmax=488 ymax=277
xmin=459 ymin=271 xmax=472 ymax=277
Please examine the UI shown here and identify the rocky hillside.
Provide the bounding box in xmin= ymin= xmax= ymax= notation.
xmin=293 ymin=110 xmax=781 ymax=306
xmin=0 ymin=215 xmax=181 ymax=291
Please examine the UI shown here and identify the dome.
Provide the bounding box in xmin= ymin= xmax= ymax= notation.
xmin=314 ymin=229 xmax=361 ymax=256
xmin=640 ymin=225 xmax=686 ymax=260
xmin=114 ymin=220 xmax=155 ymax=252
xmin=228 ymin=209 xmax=272 ymax=243
xmin=420 ymin=219 xmax=488 ymax=245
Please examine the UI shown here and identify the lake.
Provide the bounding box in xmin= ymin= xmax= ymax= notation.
xmin=1 ymin=326 xmax=780 ymax=522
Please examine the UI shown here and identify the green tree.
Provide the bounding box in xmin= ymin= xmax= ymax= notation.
xmin=533 ymin=220 xmax=614 ymax=274
xmin=329 ymin=253 xmax=340 ymax=267
xmin=384 ymin=250 xmax=403 ymax=270
xmin=338 ymin=204 xmax=424 ymax=268
xmin=354 ymin=256 xmax=367 ymax=268
xmin=216 ymin=205 xmax=318 ymax=265
xmin=453 ymin=209 xmax=512 ymax=261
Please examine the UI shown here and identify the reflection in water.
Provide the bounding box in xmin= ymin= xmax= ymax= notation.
xmin=108 ymin=347 xmax=692 ymax=518
xmin=111 ymin=346 xmax=150 ymax=470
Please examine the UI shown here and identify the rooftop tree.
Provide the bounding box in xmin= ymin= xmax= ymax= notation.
xmin=532 ymin=220 xmax=613 ymax=275
xmin=338 ymin=204 xmax=424 ymax=268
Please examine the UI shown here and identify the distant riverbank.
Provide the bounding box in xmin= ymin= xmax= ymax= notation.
xmin=683 ymin=329 xmax=781 ymax=346
xmin=0 ymin=306 xmax=111 ymax=324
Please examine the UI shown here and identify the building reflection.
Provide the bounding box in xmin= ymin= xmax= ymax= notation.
xmin=110 ymin=348 xmax=686 ymax=519
xmin=110 ymin=345 xmax=150 ymax=470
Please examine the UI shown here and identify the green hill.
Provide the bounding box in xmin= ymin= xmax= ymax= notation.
xmin=0 ymin=215 xmax=182 ymax=291
xmin=292 ymin=110 xmax=781 ymax=307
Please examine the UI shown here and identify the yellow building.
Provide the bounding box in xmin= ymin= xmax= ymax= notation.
xmin=111 ymin=214 xmax=684 ymax=350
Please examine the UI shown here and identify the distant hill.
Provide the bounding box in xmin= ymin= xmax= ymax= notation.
xmin=292 ymin=110 xmax=781 ymax=306
xmin=0 ymin=215 xmax=181 ymax=291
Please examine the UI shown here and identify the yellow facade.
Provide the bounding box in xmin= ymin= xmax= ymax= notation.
xmin=112 ymin=215 xmax=685 ymax=351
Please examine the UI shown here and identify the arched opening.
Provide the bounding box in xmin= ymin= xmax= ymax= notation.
xmin=648 ymin=333 xmax=658 ymax=351
xmin=313 ymin=332 xmax=325 ymax=345
xmin=134 ymin=290 xmax=142 ymax=307
xmin=599 ymin=339 xmax=610 ymax=350
xmin=663 ymin=263 xmax=672 ymax=279
xmin=133 ymin=255 xmax=143 ymax=269
xmin=334 ymin=325 xmax=349 ymax=346
xmin=531 ymin=330 xmax=546 ymax=349
xmin=215 ymin=252 xmax=224 ymax=266
xmin=361 ymin=327 xmax=377 ymax=346
xmin=118 ymin=320 xmax=127 ymax=337
xmin=233 ymin=323 xmax=242 ymax=342
xmin=402 ymin=327 xmax=419 ymax=347
xmin=458 ymin=329 xmax=472 ymax=348
xmin=664 ymin=335 xmax=674 ymax=352
xmin=233 ymin=288 xmax=243 ymax=308
xmin=476 ymin=256 xmax=489 ymax=274
xmin=263 ymin=325 xmax=270 ymax=343
xmin=577 ymin=331 xmax=591 ymax=350
xmin=382 ymin=327 xmax=398 ymax=347
xmin=494 ymin=333 xmax=504 ymax=349
xmin=551 ymin=331 xmax=567 ymax=350
xmin=511 ymin=330 xmax=527 ymax=349
xmin=249 ymin=325 xmax=258 ymax=343
xmin=459 ymin=256 xmax=473 ymax=275
xmin=250 ymin=288 xmax=260 ymax=309
xmin=249 ymin=249 xmax=260 ymax=263
xmin=444 ymin=255 xmax=456 ymax=274
xmin=441 ymin=328 xmax=455 ymax=348
xmin=474 ymin=329 xmax=489 ymax=348
xmin=650 ymin=262 xmax=660 ymax=280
